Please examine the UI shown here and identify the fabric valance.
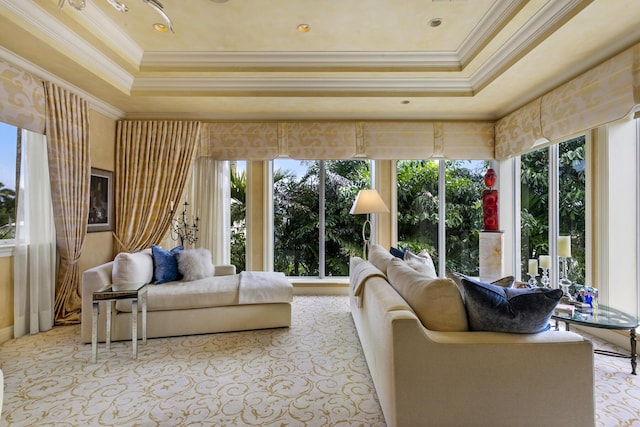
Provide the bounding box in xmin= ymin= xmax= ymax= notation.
xmin=0 ymin=58 xmax=45 ymax=133
xmin=495 ymin=43 xmax=640 ymax=159
xmin=200 ymin=120 xmax=495 ymax=161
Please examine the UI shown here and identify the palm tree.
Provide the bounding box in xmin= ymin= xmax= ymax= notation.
xmin=0 ymin=181 xmax=16 ymax=239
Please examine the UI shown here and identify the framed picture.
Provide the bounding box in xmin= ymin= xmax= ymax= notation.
xmin=88 ymin=168 xmax=114 ymax=232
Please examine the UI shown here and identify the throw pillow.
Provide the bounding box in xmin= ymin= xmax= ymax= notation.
xmin=387 ymin=258 xmax=468 ymax=332
xmin=461 ymin=277 xmax=563 ymax=333
xmin=177 ymin=248 xmax=215 ymax=281
xmin=447 ymin=272 xmax=515 ymax=301
xmin=389 ymin=246 xmax=406 ymax=259
xmin=151 ymin=244 xmax=184 ymax=284
xmin=112 ymin=251 xmax=153 ymax=290
xmin=368 ymin=244 xmax=395 ymax=275
xmin=403 ymin=249 xmax=437 ymax=278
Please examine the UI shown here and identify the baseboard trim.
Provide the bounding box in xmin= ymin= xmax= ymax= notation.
xmin=0 ymin=325 xmax=14 ymax=345
xmin=293 ymin=283 xmax=349 ymax=296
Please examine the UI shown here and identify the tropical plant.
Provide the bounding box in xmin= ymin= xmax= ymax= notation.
xmin=0 ymin=181 xmax=16 ymax=239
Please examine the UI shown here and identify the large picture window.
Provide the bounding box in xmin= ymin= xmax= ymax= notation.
xmin=272 ymin=159 xmax=369 ymax=277
xmin=396 ymin=160 xmax=488 ymax=276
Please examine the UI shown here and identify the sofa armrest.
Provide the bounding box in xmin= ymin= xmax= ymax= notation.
xmin=80 ymin=261 xmax=114 ymax=343
xmin=213 ymin=264 xmax=236 ymax=276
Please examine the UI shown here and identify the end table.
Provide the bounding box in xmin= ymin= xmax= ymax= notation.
xmin=91 ymin=283 xmax=148 ymax=363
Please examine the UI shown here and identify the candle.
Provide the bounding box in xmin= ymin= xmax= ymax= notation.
xmin=539 ymin=255 xmax=550 ymax=269
xmin=528 ymin=259 xmax=538 ymax=275
xmin=558 ymin=236 xmax=572 ymax=258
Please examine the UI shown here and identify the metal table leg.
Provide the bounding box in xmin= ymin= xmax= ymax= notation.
xmin=92 ymin=300 xmax=99 ymax=363
xmin=132 ymin=298 xmax=138 ymax=359
xmin=141 ymin=288 xmax=147 ymax=344
xmin=630 ymin=328 xmax=637 ymax=375
xmin=106 ymin=301 xmax=112 ymax=351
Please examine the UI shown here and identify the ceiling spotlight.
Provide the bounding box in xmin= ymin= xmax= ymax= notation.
xmin=297 ymin=24 xmax=311 ymax=33
xmin=401 ymin=100 xmax=410 ymax=105
xmin=153 ymin=23 xmax=169 ymax=32
xmin=430 ymin=18 xmax=443 ymax=27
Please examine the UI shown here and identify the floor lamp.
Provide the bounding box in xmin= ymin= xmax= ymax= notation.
xmin=350 ymin=189 xmax=389 ymax=259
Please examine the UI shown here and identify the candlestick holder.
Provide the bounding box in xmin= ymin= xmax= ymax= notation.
xmin=559 ymin=256 xmax=573 ymax=302
xmin=170 ymin=201 xmax=199 ymax=246
xmin=527 ymin=273 xmax=539 ymax=288
xmin=540 ymin=267 xmax=550 ymax=288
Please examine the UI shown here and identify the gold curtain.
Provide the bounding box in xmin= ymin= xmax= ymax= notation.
xmin=114 ymin=120 xmax=201 ymax=254
xmin=44 ymin=82 xmax=90 ymax=325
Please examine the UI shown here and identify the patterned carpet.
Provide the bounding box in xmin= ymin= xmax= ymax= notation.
xmin=0 ymin=296 xmax=639 ymax=426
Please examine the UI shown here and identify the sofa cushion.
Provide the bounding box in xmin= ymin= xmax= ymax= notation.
xmin=116 ymin=274 xmax=240 ymax=312
xmin=386 ymin=258 xmax=468 ymax=332
xmin=112 ymin=251 xmax=153 ymax=290
xmin=151 ymin=245 xmax=184 ymax=284
xmin=177 ymin=248 xmax=214 ymax=281
xmin=368 ymin=244 xmax=395 ymax=275
xmin=404 ymin=249 xmax=437 ymax=278
xmin=461 ymin=277 xmax=563 ymax=333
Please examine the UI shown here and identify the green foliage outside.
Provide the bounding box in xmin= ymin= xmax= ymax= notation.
xmin=520 ymin=136 xmax=586 ymax=283
xmin=0 ymin=182 xmax=16 ymax=239
xmin=230 ymin=165 xmax=246 ymax=272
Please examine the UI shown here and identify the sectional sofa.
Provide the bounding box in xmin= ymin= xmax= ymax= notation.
xmin=349 ymin=244 xmax=595 ymax=427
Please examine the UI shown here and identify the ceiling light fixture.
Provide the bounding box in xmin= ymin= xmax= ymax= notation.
xmin=297 ymin=24 xmax=311 ymax=33
xmin=430 ymin=18 xmax=443 ymax=27
xmin=58 ymin=0 xmax=174 ymax=33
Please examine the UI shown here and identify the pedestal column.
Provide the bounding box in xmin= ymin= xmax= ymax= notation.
xmin=479 ymin=231 xmax=504 ymax=282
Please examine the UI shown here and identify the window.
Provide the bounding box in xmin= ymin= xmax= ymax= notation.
xmin=272 ymin=159 xmax=369 ymax=277
xmin=0 ymin=122 xmax=18 ymax=244
xmin=519 ymin=136 xmax=587 ymax=284
xmin=230 ymin=161 xmax=246 ymax=272
xmin=396 ymin=160 xmax=488 ymax=275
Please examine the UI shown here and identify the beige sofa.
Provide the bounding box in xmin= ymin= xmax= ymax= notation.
xmin=349 ymin=244 xmax=595 ymax=427
xmin=81 ymin=250 xmax=293 ymax=344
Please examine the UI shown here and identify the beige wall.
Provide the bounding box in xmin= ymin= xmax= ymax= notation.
xmin=78 ymin=110 xmax=117 ymax=274
xmin=0 ymin=255 xmax=14 ymax=332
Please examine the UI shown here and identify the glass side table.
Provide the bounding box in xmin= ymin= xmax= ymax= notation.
xmin=552 ymin=304 xmax=639 ymax=375
xmin=91 ymin=283 xmax=148 ymax=363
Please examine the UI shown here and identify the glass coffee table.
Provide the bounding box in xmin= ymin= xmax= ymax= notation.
xmin=91 ymin=283 xmax=148 ymax=363
xmin=552 ymin=304 xmax=639 ymax=375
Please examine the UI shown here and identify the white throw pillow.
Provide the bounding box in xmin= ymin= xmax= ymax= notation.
xmin=112 ymin=251 xmax=154 ymax=290
xmin=403 ymin=249 xmax=437 ymax=278
xmin=177 ymin=248 xmax=215 ymax=281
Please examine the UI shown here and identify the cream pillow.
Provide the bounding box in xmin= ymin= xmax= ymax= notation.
xmin=368 ymin=244 xmax=394 ymax=275
xmin=387 ymin=258 xmax=468 ymax=332
xmin=403 ymin=249 xmax=437 ymax=278
xmin=177 ymin=248 xmax=215 ymax=281
xmin=112 ymin=251 xmax=154 ymax=290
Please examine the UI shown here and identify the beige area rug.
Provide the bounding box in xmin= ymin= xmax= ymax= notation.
xmin=0 ymin=295 xmax=639 ymax=426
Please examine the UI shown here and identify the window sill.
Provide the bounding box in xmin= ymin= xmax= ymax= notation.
xmin=0 ymin=244 xmax=15 ymax=258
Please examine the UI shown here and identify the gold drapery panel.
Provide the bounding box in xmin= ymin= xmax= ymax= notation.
xmin=44 ymin=82 xmax=90 ymax=326
xmin=198 ymin=120 xmax=495 ymax=161
xmin=114 ymin=120 xmax=201 ymax=254
xmin=496 ymin=42 xmax=640 ymax=159
xmin=0 ymin=58 xmax=45 ymax=133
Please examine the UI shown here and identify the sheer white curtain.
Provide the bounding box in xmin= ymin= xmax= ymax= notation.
xmin=185 ymin=157 xmax=230 ymax=264
xmin=13 ymin=129 xmax=56 ymax=337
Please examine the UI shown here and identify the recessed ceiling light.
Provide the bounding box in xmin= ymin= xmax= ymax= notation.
xmin=153 ymin=23 xmax=169 ymax=32
xmin=401 ymin=100 xmax=410 ymax=105
xmin=430 ymin=18 xmax=443 ymax=27
xmin=297 ymin=24 xmax=311 ymax=33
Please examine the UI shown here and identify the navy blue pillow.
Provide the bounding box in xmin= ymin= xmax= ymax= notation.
xmin=151 ymin=245 xmax=184 ymax=284
xmin=461 ymin=277 xmax=563 ymax=333
xmin=390 ymin=246 xmax=406 ymax=259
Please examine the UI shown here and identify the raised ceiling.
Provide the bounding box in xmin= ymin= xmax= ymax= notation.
xmin=1 ymin=0 xmax=639 ymax=121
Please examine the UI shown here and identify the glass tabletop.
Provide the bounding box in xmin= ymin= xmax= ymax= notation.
xmin=93 ymin=283 xmax=148 ymax=301
xmin=552 ymin=304 xmax=639 ymax=330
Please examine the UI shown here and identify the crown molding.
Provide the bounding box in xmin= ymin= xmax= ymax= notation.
xmin=456 ymin=0 xmax=527 ymax=66
xmin=469 ymin=0 xmax=591 ymax=89
xmin=0 ymin=0 xmax=135 ymax=93
xmin=0 ymin=46 xmax=125 ymax=120
xmin=132 ymin=77 xmax=473 ymax=96
xmin=140 ymin=51 xmax=462 ymax=71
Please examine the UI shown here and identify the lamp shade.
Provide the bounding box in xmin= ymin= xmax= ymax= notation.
xmin=350 ymin=189 xmax=389 ymax=215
